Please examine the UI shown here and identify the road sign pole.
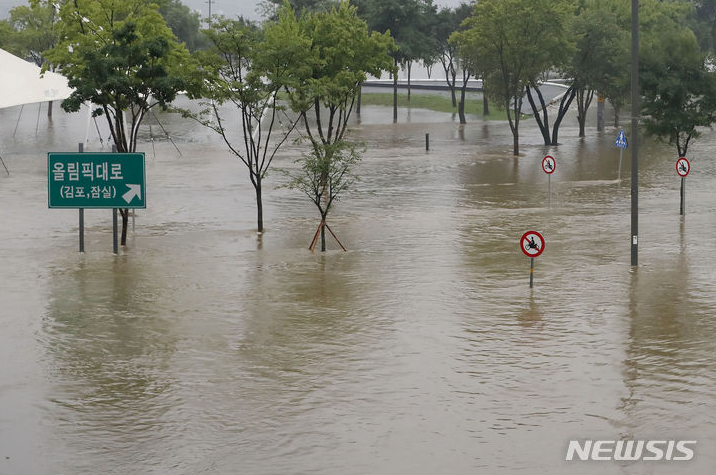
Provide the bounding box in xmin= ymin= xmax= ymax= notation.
xmin=111 ymin=143 xmax=118 ymax=254
xmin=79 ymin=208 xmax=84 ymax=253
xmin=630 ymin=0 xmax=639 ymax=267
xmin=680 ymin=177 xmax=685 ymax=216
xmin=548 ymin=174 xmax=551 ymax=209
xmin=113 ymin=208 xmax=118 ymax=254
xmin=78 ymin=143 xmax=84 ymax=253
xmin=529 ymin=257 xmax=534 ymax=288
xmin=618 ymin=148 xmax=623 ymax=183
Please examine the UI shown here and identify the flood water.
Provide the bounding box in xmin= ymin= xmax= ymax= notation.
xmin=1 ymin=98 xmax=715 ymax=475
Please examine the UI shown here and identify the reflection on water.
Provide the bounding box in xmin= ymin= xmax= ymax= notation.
xmin=1 ymin=98 xmax=716 ymax=474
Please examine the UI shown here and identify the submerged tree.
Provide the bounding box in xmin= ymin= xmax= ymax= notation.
xmin=285 ymin=142 xmax=361 ymax=252
xmin=458 ymin=0 xmax=574 ymax=155
xmin=285 ymin=0 xmax=394 ymax=251
xmin=361 ymin=0 xmax=426 ymax=121
xmin=641 ymin=26 xmax=716 ymax=157
xmin=46 ymin=0 xmax=201 ymax=245
xmin=185 ymin=10 xmax=310 ymax=233
xmin=519 ymin=0 xmax=575 ymax=146
xmin=569 ymin=2 xmax=628 ymax=136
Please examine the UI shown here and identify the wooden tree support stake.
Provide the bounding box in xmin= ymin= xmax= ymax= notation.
xmin=309 ymin=221 xmax=323 ymax=253
xmin=324 ymin=223 xmax=347 ymax=252
xmin=308 ymin=220 xmax=347 ymax=253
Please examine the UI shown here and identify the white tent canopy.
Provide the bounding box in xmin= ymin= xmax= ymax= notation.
xmin=0 ymin=48 xmax=73 ymax=109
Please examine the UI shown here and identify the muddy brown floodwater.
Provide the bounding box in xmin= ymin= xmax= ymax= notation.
xmin=1 ymin=97 xmax=715 ymax=474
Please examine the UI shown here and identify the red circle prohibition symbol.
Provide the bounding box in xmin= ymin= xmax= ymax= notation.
xmin=676 ymin=157 xmax=690 ymax=177
xmin=542 ymin=155 xmax=556 ymax=174
xmin=521 ymin=231 xmax=545 ymax=258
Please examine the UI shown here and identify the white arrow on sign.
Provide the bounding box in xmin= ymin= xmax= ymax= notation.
xmin=123 ymin=184 xmax=142 ymax=203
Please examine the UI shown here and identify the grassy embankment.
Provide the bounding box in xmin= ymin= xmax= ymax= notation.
xmin=358 ymin=92 xmax=513 ymax=120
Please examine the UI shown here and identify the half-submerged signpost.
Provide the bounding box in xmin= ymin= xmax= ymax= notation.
xmin=542 ymin=155 xmax=556 ymax=208
xmin=676 ymin=157 xmax=690 ymax=215
xmin=520 ymin=230 xmax=545 ymax=288
xmin=615 ymin=129 xmax=628 ymax=182
xmin=48 ymin=151 xmax=146 ymax=254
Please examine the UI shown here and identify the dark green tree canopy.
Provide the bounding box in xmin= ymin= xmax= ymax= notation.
xmin=157 ymin=0 xmax=208 ymax=51
xmin=45 ymin=0 xmax=201 ymax=152
xmin=5 ymin=0 xmax=59 ymax=67
xmin=641 ymin=25 xmax=716 ymax=157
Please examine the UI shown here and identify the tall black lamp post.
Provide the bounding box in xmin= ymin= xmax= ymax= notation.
xmin=631 ymin=0 xmax=639 ymax=266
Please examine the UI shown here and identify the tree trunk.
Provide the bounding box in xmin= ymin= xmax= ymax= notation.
xmin=449 ymin=65 xmax=457 ymax=108
xmin=255 ymin=183 xmax=263 ymax=233
xmin=458 ymin=70 xmax=468 ymax=124
xmin=482 ymin=87 xmax=489 ymax=116
xmin=393 ymin=58 xmax=398 ymax=123
xmin=576 ymin=88 xmax=593 ymax=138
xmin=47 ymin=100 xmax=53 ymax=118
xmin=551 ymin=86 xmax=576 ymax=145
xmin=356 ymin=84 xmax=361 ymax=115
xmin=506 ymin=93 xmax=522 ymax=156
xmin=597 ymin=95 xmax=604 ymax=131
xmin=321 ymin=219 xmax=326 ymax=252
xmin=442 ymin=59 xmax=457 ymax=108
xmin=613 ymin=105 xmax=620 ymax=127
xmin=526 ymin=85 xmax=551 ymax=145
xmin=407 ymin=61 xmax=412 ymax=102
xmin=577 ymin=89 xmax=587 ymax=138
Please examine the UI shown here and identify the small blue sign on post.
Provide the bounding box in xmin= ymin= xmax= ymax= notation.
xmin=615 ymin=129 xmax=628 ymax=149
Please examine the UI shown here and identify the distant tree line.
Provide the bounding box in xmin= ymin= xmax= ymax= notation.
xmin=261 ymin=0 xmax=716 ymax=157
xmin=1 ymin=0 xmax=715 ymax=243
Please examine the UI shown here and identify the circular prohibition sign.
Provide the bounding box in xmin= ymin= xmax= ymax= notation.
xmin=676 ymin=157 xmax=690 ymax=177
xmin=542 ymin=155 xmax=556 ymax=174
xmin=520 ymin=231 xmax=545 ymax=258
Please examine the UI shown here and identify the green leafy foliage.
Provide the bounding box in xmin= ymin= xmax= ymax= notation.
xmin=456 ymin=0 xmax=575 ymax=154
xmin=641 ymin=25 xmax=716 ymax=157
xmin=45 ymin=0 xmax=200 ymax=153
xmin=184 ymin=8 xmax=312 ymax=231
xmin=0 ymin=20 xmax=14 ymax=50
xmin=361 ymin=0 xmax=432 ymax=64
xmin=284 ymin=141 xmax=362 ymax=219
xmin=286 ymin=0 xmax=394 ymax=145
xmin=570 ymin=0 xmax=629 ymax=132
xmin=6 ymin=0 xmax=59 ymax=67
xmin=156 ymin=0 xmax=208 ymax=52
xmin=287 ymin=0 xmax=394 ymax=151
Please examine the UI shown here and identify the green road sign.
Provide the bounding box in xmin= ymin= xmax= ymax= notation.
xmin=48 ymin=152 xmax=146 ymax=209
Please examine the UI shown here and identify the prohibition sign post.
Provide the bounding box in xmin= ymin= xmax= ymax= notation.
xmin=520 ymin=231 xmax=545 ymax=288
xmin=542 ymin=155 xmax=555 ymax=208
xmin=676 ymin=157 xmax=690 ymax=216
